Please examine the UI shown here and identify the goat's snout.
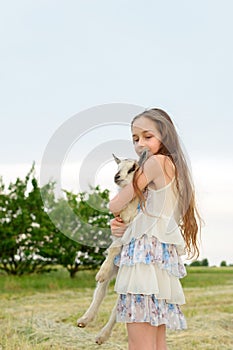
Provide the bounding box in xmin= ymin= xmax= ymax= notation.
xmin=114 ymin=173 xmax=121 ymax=182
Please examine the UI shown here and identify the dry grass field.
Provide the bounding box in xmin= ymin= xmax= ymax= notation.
xmin=0 ymin=267 xmax=232 ymax=349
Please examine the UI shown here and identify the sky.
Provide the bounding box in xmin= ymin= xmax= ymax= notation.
xmin=0 ymin=0 xmax=233 ymax=266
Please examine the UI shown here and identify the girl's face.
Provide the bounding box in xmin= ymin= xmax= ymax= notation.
xmin=132 ymin=116 xmax=162 ymax=156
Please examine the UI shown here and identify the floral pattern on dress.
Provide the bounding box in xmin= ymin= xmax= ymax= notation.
xmin=117 ymin=293 xmax=187 ymax=330
xmin=114 ymin=234 xmax=186 ymax=278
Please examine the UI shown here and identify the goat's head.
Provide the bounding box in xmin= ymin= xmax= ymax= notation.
xmin=112 ymin=149 xmax=148 ymax=188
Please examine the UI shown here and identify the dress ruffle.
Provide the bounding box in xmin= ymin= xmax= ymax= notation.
xmin=114 ymin=234 xmax=186 ymax=304
xmin=114 ymin=234 xmax=186 ymax=278
xmin=116 ymin=293 xmax=187 ymax=330
xmin=114 ymin=263 xmax=185 ymax=304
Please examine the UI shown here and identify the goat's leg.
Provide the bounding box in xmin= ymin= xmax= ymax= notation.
xmin=95 ymin=266 xmax=118 ymax=344
xmin=95 ymin=301 xmax=118 ymax=345
xmin=95 ymin=245 xmax=121 ymax=283
xmin=77 ymin=279 xmax=109 ymax=327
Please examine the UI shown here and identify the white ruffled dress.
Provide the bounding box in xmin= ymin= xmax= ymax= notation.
xmin=114 ymin=177 xmax=187 ymax=330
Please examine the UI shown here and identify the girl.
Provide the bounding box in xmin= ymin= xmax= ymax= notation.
xmin=109 ymin=108 xmax=201 ymax=350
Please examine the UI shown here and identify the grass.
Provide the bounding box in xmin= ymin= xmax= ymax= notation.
xmin=181 ymin=266 xmax=233 ymax=288
xmin=0 ymin=267 xmax=97 ymax=297
xmin=0 ymin=267 xmax=232 ymax=349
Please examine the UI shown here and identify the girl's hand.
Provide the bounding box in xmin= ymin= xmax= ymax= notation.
xmin=110 ymin=216 xmax=127 ymax=238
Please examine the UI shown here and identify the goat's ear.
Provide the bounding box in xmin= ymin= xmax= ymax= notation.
xmin=112 ymin=154 xmax=121 ymax=164
xmin=138 ymin=149 xmax=149 ymax=167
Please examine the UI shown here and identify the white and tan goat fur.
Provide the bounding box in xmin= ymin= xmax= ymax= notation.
xmin=77 ymin=150 xmax=148 ymax=345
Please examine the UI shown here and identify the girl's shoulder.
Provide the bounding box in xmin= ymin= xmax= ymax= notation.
xmin=144 ymin=154 xmax=175 ymax=187
xmin=145 ymin=154 xmax=175 ymax=170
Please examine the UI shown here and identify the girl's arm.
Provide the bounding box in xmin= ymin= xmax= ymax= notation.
xmin=109 ymin=155 xmax=162 ymax=215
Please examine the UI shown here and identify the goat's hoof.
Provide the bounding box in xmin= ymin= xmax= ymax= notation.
xmin=95 ymin=338 xmax=103 ymax=345
xmin=96 ymin=330 xmax=111 ymax=345
xmin=77 ymin=322 xmax=86 ymax=328
xmin=77 ymin=316 xmax=89 ymax=328
xmin=95 ymin=334 xmax=108 ymax=345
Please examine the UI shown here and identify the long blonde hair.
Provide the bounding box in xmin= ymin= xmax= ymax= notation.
xmin=132 ymin=108 xmax=202 ymax=259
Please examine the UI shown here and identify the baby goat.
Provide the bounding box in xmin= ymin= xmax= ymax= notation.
xmin=77 ymin=150 xmax=148 ymax=345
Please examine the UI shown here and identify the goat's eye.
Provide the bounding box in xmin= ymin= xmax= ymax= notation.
xmin=127 ymin=164 xmax=136 ymax=174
